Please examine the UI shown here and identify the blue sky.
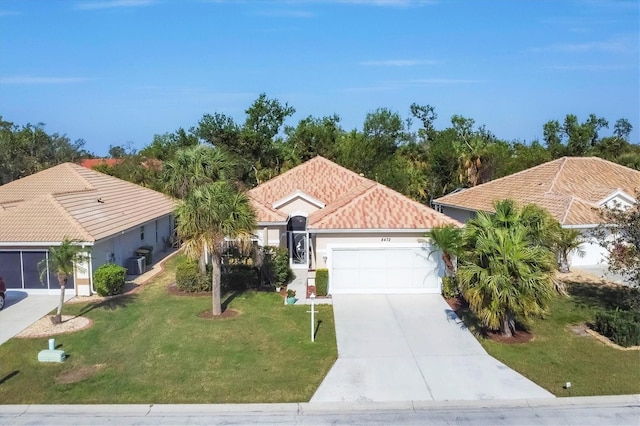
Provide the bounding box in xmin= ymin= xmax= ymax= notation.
xmin=1 ymin=0 xmax=638 ymax=156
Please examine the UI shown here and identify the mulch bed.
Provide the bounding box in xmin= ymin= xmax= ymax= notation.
xmin=167 ymin=283 xmax=210 ymax=297
xmin=446 ymin=296 xmax=534 ymax=344
xmin=197 ymin=309 xmax=240 ymax=320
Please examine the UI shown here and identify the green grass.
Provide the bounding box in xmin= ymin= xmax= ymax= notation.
xmin=0 ymin=255 xmax=337 ymax=403
xmin=476 ymin=282 xmax=640 ymax=397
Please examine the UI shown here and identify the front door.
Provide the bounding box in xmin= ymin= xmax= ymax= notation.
xmin=289 ymin=231 xmax=309 ymax=268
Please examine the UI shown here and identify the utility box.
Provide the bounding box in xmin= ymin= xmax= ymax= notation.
xmin=127 ymin=256 xmax=146 ymax=275
xmin=135 ymin=246 xmax=153 ymax=266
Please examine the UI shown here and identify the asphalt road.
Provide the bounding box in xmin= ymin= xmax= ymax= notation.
xmin=1 ymin=395 xmax=638 ymax=425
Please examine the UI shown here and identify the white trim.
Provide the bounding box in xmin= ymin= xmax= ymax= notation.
xmin=273 ymin=190 xmax=326 ymax=210
xmin=288 ymin=211 xmax=308 ymax=218
xmin=257 ymin=221 xmax=286 ymax=226
xmin=330 ymin=288 xmax=440 ymax=295
xmin=561 ymin=224 xmax=599 ymax=229
xmin=432 ymin=203 xmax=481 ymax=214
xmin=598 ymin=189 xmax=635 ymax=208
xmin=0 ymin=241 xmax=94 ymax=247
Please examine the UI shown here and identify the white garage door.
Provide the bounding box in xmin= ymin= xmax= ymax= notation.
xmin=330 ymin=246 xmax=441 ymax=294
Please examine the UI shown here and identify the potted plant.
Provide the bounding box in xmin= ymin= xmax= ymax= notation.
xmin=286 ymin=288 xmax=296 ymax=305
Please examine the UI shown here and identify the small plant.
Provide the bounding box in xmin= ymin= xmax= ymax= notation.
xmin=93 ymin=263 xmax=127 ymax=296
xmin=315 ymin=268 xmax=328 ymax=296
xmin=286 ymin=289 xmax=296 ymax=298
xmin=441 ymin=276 xmax=460 ymax=299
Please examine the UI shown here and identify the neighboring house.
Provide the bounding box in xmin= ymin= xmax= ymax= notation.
xmin=248 ymin=156 xmax=460 ymax=294
xmin=433 ymin=157 xmax=640 ymax=267
xmin=78 ymin=158 xmax=123 ymax=169
xmin=0 ymin=163 xmax=175 ymax=296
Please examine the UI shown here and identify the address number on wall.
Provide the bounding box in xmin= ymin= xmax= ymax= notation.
xmin=381 ymin=237 xmax=391 ymax=242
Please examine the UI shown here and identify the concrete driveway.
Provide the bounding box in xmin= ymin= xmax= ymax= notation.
xmin=311 ymin=294 xmax=554 ymax=402
xmin=0 ymin=291 xmax=69 ymax=345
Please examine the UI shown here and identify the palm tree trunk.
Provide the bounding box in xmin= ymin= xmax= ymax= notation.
xmin=558 ymin=253 xmax=570 ymax=273
xmin=211 ymin=254 xmax=222 ymax=316
xmin=53 ymin=282 xmax=66 ymax=325
xmin=442 ymin=253 xmax=455 ymax=277
xmin=500 ymin=311 xmax=515 ymax=338
xmin=199 ymin=252 xmax=207 ymax=275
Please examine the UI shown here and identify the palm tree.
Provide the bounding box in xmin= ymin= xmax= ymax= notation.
xmin=176 ymin=181 xmax=256 ymax=316
xmin=459 ymin=205 xmax=557 ymax=337
xmin=425 ymin=224 xmax=463 ymax=277
xmin=38 ymin=239 xmax=90 ymax=324
xmin=555 ymin=228 xmax=585 ymax=273
xmin=159 ymin=145 xmax=233 ymax=199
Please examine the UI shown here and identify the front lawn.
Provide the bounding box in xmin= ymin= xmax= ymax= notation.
xmin=0 ymin=255 xmax=337 ymax=403
xmin=478 ymin=281 xmax=640 ymax=397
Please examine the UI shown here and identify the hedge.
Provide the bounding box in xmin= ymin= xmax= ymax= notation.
xmin=315 ymin=269 xmax=328 ymax=296
xmin=175 ymin=258 xmax=210 ymax=292
xmin=593 ymin=309 xmax=640 ymax=347
xmin=93 ymin=263 xmax=127 ymax=296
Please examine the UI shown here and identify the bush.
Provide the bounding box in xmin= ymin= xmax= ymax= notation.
xmin=315 ymin=269 xmax=328 ymax=296
xmin=441 ymin=276 xmax=460 ymax=299
xmin=175 ymin=258 xmax=210 ymax=292
xmin=93 ymin=263 xmax=127 ymax=296
xmin=222 ymin=264 xmax=260 ymax=293
xmin=593 ymin=309 xmax=640 ymax=347
xmin=260 ymin=246 xmax=293 ymax=288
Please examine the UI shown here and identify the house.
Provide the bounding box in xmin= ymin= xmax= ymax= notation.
xmin=248 ymin=156 xmax=460 ymax=294
xmin=433 ymin=157 xmax=640 ymax=267
xmin=78 ymin=158 xmax=123 ymax=169
xmin=0 ymin=163 xmax=175 ymax=296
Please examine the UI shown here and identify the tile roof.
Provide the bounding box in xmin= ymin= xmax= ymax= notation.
xmin=249 ymin=156 xmax=460 ymax=230
xmin=78 ymin=158 xmax=123 ymax=169
xmin=433 ymin=157 xmax=640 ymax=225
xmin=0 ymin=163 xmax=175 ymax=243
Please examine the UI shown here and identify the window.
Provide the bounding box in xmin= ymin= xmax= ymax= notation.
xmin=140 ymin=226 xmax=145 ymax=241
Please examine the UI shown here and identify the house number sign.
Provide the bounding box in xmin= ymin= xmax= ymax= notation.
xmin=381 ymin=237 xmax=391 ymax=242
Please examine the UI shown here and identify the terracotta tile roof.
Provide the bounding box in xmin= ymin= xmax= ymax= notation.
xmin=249 ymin=156 xmax=460 ymax=230
xmin=434 ymin=157 xmax=640 ymax=225
xmin=78 ymin=158 xmax=123 ymax=169
xmin=249 ymin=156 xmax=377 ymax=206
xmin=0 ymin=163 xmax=175 ymax=243
xmin=311 ymin=184 xmax=462 ymax=229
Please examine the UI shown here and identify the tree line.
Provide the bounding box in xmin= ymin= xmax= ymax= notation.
xmin=1 ymin=94 xmax=638 ymax=205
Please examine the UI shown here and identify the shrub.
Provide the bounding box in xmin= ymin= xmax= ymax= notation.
xmin=93 ymin=263 xmax=127 ymax=296
xmin=260 ymin=246 xmax=293 ymax=288
xmin=315 ymin=269 xmax=328 ymax=296
xmin=175 ymin=258 xmax=210 ymax=292
xmin=441 ymin=276 xmax=460 ymax=299
xmin=222 ymin=264 xmax=260 ymax=293
xmin=593 ymin=309 xmax=640 ymax=347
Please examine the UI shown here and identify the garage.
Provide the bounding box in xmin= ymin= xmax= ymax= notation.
xmin=329 ymin=245 xmax=441 ymax=294
xmin=0 ymin=250 xmax=68 ymax=292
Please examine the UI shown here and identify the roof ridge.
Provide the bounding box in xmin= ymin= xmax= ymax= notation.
xmin=435 ymin=157 xmax=567 ymax=202
xmin=48 ymin=193 xmax=95 ymax=241
xmin=248 ymin=156 xmax=374 ymax=195
xmin=371 ymin=183 xmax=464 ymax=226
xmin=547 ymin=157 xmax=568 ymax=194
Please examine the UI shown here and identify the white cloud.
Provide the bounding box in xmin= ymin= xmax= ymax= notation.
xmin=74 ymin=0 xmax=156 ymax=11
xmin=360 ymin=59 xmax=437 ymax=66
xmin=0 ymin=76 xmax=90 ymax=84
xmin=410 ymin=78 xmax=482 ymax=84
xmin=256 ymin=10 xmax=315 ymax=17
xmin=531 ymin=37 xmax=635 ymax=54
xmin=0 ymin=10 xmax=21 ymax=16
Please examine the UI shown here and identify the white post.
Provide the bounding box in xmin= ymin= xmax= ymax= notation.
xmin=310 ymin=293 xmax=316 ymax=343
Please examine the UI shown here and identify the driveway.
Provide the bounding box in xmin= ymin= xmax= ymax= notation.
xmin=0 ymin=291 xmax=69 ymax=345
xmin=311 ymin=294 xmax=554 ymax=402
xmin=573 ymin=265 xmax=629 ymax=286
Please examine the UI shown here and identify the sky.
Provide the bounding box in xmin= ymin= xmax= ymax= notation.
xmin=0 ymin=0 xmax=638 ymax=157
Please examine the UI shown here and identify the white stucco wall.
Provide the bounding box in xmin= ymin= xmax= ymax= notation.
xmin=276 ymin=197 xmax=321 ymax=216
xmin=569 ymin=228 xmax=609 ymax=267
xmin=440 ymin=206 xmax=476 ymax=223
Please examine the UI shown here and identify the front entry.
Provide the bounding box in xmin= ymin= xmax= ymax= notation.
xmin=287 ymin=214 xmax=309 ymax=269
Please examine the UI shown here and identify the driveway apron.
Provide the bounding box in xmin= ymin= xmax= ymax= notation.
xmin=311 ymin=294 xmax=554 ymax=402
xmin=0 ymin=292 xmax=66 ymax=345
